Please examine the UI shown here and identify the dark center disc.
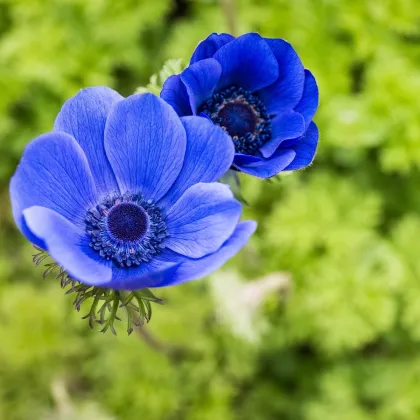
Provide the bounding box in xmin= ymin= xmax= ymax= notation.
xmin=106 ymin=202 xmax=149 ymax=242
xmin=217 ymin=101 xmax=257 ymax=137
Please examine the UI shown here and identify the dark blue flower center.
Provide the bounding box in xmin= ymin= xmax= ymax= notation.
xmin=85 ymin=193 xmax=168 ymax=268
xmin=106 ymin=202 xmax=148 ymax=242
xmin=199 ymin=85 xmax=272 ymax=155
xmin=217 ymin=102 xmax=257 ymax=137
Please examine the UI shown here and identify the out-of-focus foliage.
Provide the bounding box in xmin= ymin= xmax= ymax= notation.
xmin=1 ymin=0 xmax=420 ymax=419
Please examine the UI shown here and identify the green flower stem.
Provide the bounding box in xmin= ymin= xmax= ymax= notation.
xmin=220 ymin=0 xmax=237 ymax=36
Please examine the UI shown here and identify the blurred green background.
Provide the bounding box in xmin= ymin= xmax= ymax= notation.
xmin=1 ymin=0 xmax=420 ymax=418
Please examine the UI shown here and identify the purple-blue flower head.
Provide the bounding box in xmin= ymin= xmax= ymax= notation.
xmin=161 ymin=32 xmax=319 ymax=178
xmin=10 ymin=88 xmax=256 ymax=290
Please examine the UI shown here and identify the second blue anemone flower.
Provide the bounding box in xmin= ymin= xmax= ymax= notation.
xmin=10 ymin=89 xmax=256 ymax=290
xmin=161 ymin=32 xmax=319 ymax=178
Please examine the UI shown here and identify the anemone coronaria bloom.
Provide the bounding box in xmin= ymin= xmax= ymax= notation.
xmin=161 ymin=32 xmax=319 ymax=178
xmin=10 ymin=88 xmax=256 ymax=289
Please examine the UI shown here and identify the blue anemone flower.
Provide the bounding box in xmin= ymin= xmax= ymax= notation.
xmin=10 ymin=88 xmax=256 ymax=290
xmin=161 ymin=32 xmax=319 ymax=178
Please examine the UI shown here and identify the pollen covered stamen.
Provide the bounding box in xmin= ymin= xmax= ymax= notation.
xmin=85 ymin=193 xmax=168 ymax=268
xmin=199 ymin=85 xmax=272 ymax=155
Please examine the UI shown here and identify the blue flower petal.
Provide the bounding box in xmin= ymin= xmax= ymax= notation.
xmin=190 ymin=33 xmax=236 ymax=64
xmin=180 ymin=58 xmax=222 ymax=114
xmin=159 ymin=116 xmax=234 ymax=209
xmin=104 ymin=93 xmax=186 ymax=202
xmin=154 ymin=221 xmax=257 ymax=287
xmin=294 ymin=70 xmax=319 ymax=129
xmin=10 ymin=132 xmax=98 ymax=246
xmin=233 ymin=154 xmax=261 ymax=166
xmin=213 ymin=33 xmax=279 ymax=91
xmin=109 ymin=220 xmax=257 ymax=289
xmin=54 ymin=87 xmax=122 ymax=196
xmin=23 ymin=206 xmax=112 ymax=285
xmin=284 ymin=122 xmax=319 ymax=170
xmin=160 ymin=74 xmax=192 ymax=116
xmin=260 ymin=111 xmax=305 ymax=158
xmin=21 ymin=217 xmax=46 ymax=250
xmin=199 ymin=111 xmax=212 ymax=121
xmin=258 ymin=38 xmax=305 ymax=115
xmin=233 ymin=149 xmax=296 ymax=178
xmin=165 ymin=183 xmax=242 ymax=258
xmin=108 ymin=251 xmax=181 ymax=290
